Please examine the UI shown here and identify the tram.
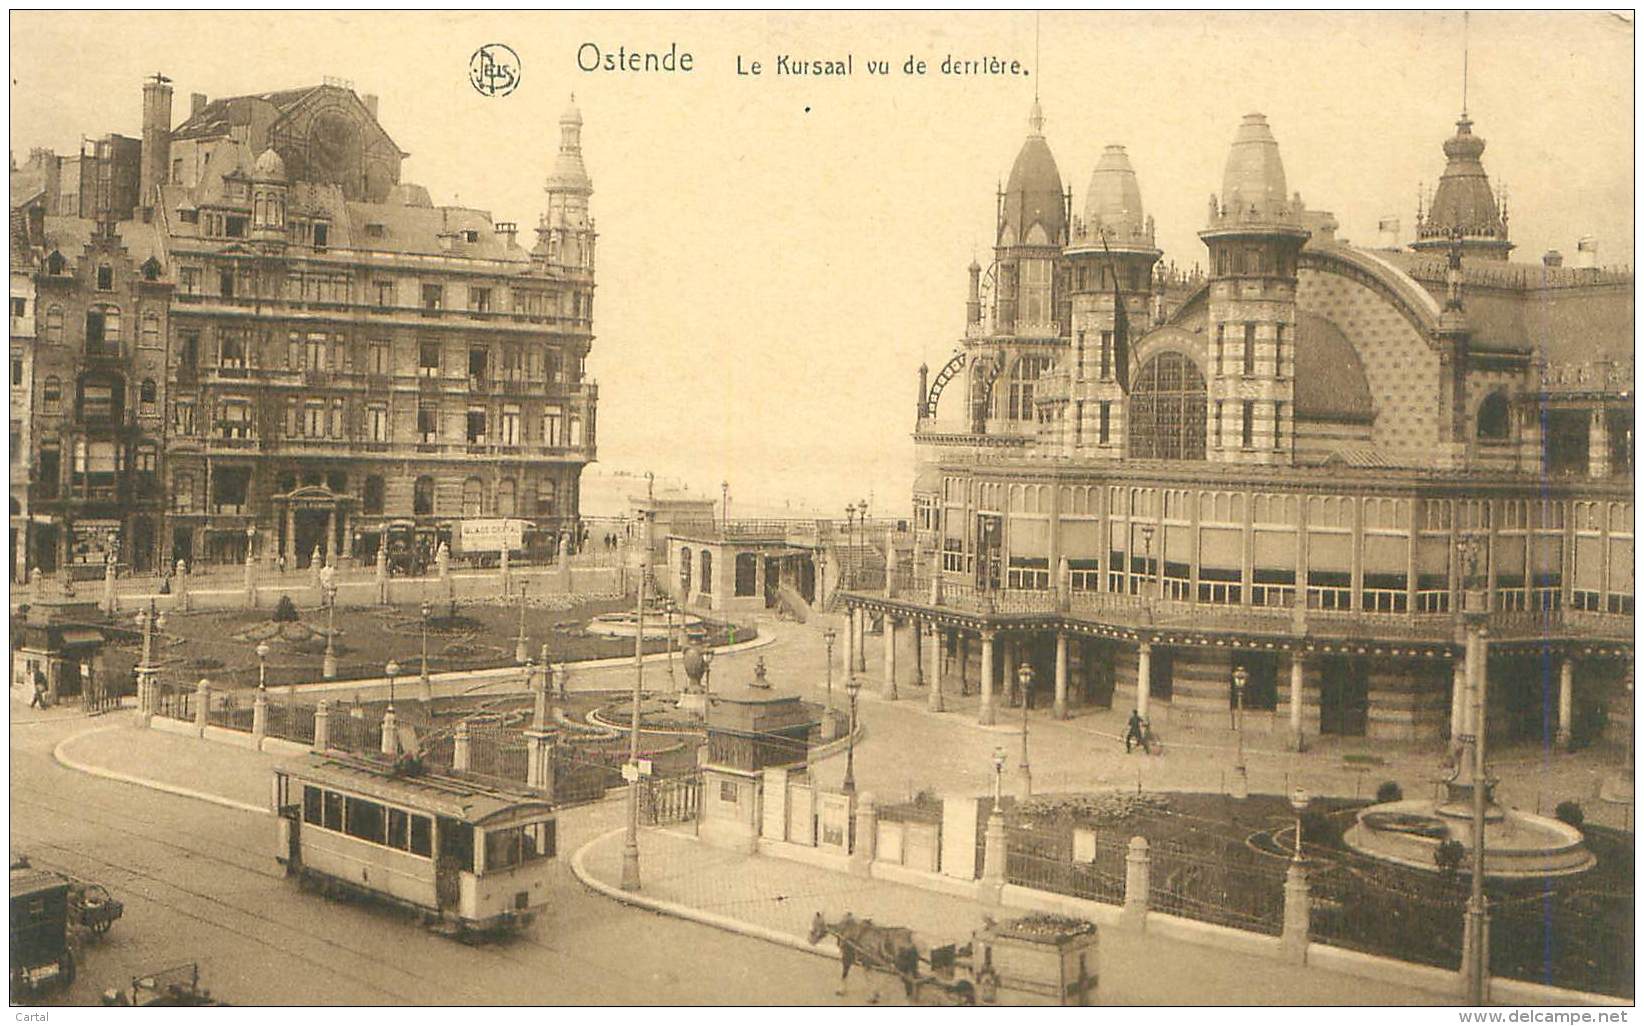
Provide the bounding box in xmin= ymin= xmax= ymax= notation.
xmin=273 ymin=753 xmax=557 ymax=935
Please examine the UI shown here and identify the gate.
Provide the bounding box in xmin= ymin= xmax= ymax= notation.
xmin=640 ymin=774 xmax=702 ymax=826
xmin=83 ymin=679 xmax=122 ymax=714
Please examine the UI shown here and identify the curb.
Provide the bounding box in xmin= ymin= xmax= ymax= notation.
xmin=53 ymin=720 xmax=270 ymax=817
xmin=569 ymin=827 xmax=842 ymax=963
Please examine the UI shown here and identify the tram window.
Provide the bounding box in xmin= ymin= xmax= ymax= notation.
xmin=484 ymin=828 xmax=523 ymax=872
xmin=439 ymin=817 xmax=475 ymax=871
xmin=323 ymin=791 xmax=344 ymax=832
xmin=388 ymin=808 xmax=410 ymax=851
xmin=303 ymin=786 xmax=323 ymax=825
xmin=524 ymin=821 xmax=555 ymax=861
xmin=346 ymin=797 xmax=386 ymax=845
xmin=410 ymin=815 xmax=433 ymax=857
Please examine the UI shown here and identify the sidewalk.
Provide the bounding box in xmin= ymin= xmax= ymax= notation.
xmin=573 ymin=825 xmax=1453 ymax=1005
xmin=52 ymin=711 xmax=274 ymax=813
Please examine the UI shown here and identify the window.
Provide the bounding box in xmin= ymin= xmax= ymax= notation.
xmin=417 ymin=405 xmax=438 ymax=443
xmin=462 ymin=477 xmax=484 ymax=517
xmin=368 ymin=341 xmax=391 ymax=375
xmin=45 ymin=305 xmax=63 ymax=343
xmin=496 ymin=478 xmax=516 ymax=516
xmin=10 ymin=356 xmax=21 ymax=387
xmin=735 ymin=552 xmax=758 ymax=597
xmin=1006 ymin=355 xmax=1051 ymax=421
xmin=96 ymin=265 xmax=113 ymax=291
xmin=374 ymin=280 xmax=395 ymax=308
xmin=323 ymin=791 xmax=344 ymax=832
xmin=720 ymin=780 xmax=738 ymax=804
xmin=700 ymin=549 xmax=713 ymax=594
xmin=1273 ymin=401 xmax=1284 ymax=451
xmin=226 ymin=216 xmax=247 ymax=238
xmin=366 ymin=223 xmax=386 ymax=240
xmin=410 ymin=814 xmax=432 ymax=857
xmin=218 ymin=400 xmax=253 ymax=439
xmin=363 ymin=475 xmax=385 ymax=515
xmin=470 ymin=287 xmax=492 ymax=312
xmin=312 ymin=223 xmax=328 ymax=249
xmin=543 ymin=406 xmax=563 ymax=447
xmin=42 ymin=376 xmax=61 ymax=412
xmin=344 ymin=797 xmax=386 ymax=844
xmin=173 ymin=399 xmax=196 ymax=435
xmin=1274 ymin=323 xmax=1286 ymax=377
xmin=465 ymin=407 xmax=487 ymax=445
xmin=1099 ymin=402 xmax=1111 ymax=445
xmin=368 ymin=404 xmax=389 ymax=442
xmin=500 ymin=405 xmax=520 ymax=446
xmin=140 ymin=313 xmax=161 ymax=349
xmin=413 ymin=475 xmax=435 ymax=515
xmin=568 ymin=417 xmax=583 ymax=447
xmin=1215 ymin=401 xmax=1224 ymax=448
xmin=303 ymin=786 xmax=323 ymax=825
xmin=1243 ymin=323 xmax=1256 ymax=375
xmin=421 ymin=284 xmax=443 ymax=310
xmin=219 ymin=268 xmax=235 ymax=297
xmin=1477 ymin=391 xmax=1511 ymax=441
xmin=140 ymin=378 xmax=157 ymax=408
xmin=1099 ymin=331 xmax=1112 ymax=380
xmin=305 ymin=333 xmax=326 ymax=370
xmin=1242 ymin=401 xmax=1255 ymax=448
xmin=37 ymin=445 xmax=59 ymax=498
xmin=303 ymin=402 xmax=325 ymax=438
xmin=85 ymin=306 xmax=119 ymax=355
xmin=9 ymin=297 xmax=24 ymax=318
xmin=419 ymin=342 xmax=441 ymax=377
xmin=1020 ymin=258 xmax=1051 ymax=325
xmin=220 ymin=332 xmax=246 ymax=369
xmin=80 ymin=378 xmax=116 ymax=422
xmin=179 ymin=267 xmax=200 ymax=295
xmin=1127 ymin=352 xmax=1206 ymax=461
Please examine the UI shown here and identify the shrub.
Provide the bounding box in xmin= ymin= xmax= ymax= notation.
xmin=272 ymin=595 xmax=299 ymax=622
xmin=1554 ymin=801 xmax=1585 ymax=829
xmin=1435 ymin=839 xmax=1466 ymax=877
xmin=1376 ymin=781 xmax=1404 ymax=804
xmin=1300 ymin=809 xmax=1341 ymax=847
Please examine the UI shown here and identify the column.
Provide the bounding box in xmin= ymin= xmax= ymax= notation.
xmin=979 ymin=630 xmax=996 ymax=726
xmin=927 ymin=624 xmax=945 ymax=713
xmin=1054 ymin=631 xmax=1069 ymax=720
xmin=1136 ymin=642 xmax=1152 ymax=721
xmin=283 ymin=504 xmax=296 ymax=566
xmin=1122 ymin=836 xmax=1151 ymax=930
xmin=1289 ymin=653 xmax=1306 ymax=751
xmin=1450 ymin=656 xmax=1468 ymax=743
xmin=1282 ymin=861 xmax=1311 ymax=964
xmin=324 ymin=509 xmax=337 ymax=566
xmin=911 ymin=619 xmax=924 ymax=687
xmin=844 ymin=607 xmax=857 ymax=681
xmin=1003 ymin=637 xmax=1017 ymax=708
xmin=1556 ymin=656 xmax=1574 ymax=749
xmin=882 ymin=615 xmax=898 ymax=700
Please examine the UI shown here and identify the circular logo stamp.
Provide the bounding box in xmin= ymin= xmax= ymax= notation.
xmin=470 ymin=43 xmax=522 ymax=97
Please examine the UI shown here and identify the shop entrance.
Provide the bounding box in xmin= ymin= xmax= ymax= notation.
xmin=1319 ymin=655 xmax=1370 ymax=736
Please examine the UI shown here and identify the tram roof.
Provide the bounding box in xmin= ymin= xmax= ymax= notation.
xmin=281 ymin=753 xmax=554 ymax=824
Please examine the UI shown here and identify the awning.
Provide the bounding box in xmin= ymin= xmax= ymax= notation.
xmin=59 ymin=628 xmax=105 ymax=647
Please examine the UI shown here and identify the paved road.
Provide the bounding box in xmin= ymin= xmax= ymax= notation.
xmin=10 ymin=709 xmax=858 ymax=1006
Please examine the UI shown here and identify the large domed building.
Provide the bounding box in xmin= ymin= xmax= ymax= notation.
xmin=857 ymin=99 xmax=1632 ymax=752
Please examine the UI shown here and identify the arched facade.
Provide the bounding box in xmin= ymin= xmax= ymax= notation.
xmin=1127 ymin=351 xmax=1206 ymax=460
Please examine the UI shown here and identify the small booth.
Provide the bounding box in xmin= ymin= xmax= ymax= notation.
xmin=12 ymin=605 xmax=110 ymax=706
xmin=699 ymin=682 xmax=815 ymax=852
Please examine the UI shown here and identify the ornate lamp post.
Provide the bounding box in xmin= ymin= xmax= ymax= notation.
xmin=385 ymin=659 xmax=399 ymax=711
xmin=620 ymin=478 xmax=656 ymax=894
xmin=991 ymin=746 xmax=1007 ymax=809
xmin=1289 ymin=786 xmax=1310 ymax=863
xmin=822 ymin=627 xmax=837 ymax=713
xmin=1231 ymin=664 xmax=1249 ymax=798
xmin=1017 ymin=661 xmax=1034 ymax=799
xmin=137 ymin=601 xmax=165 ymax=713
xmin=515 ymin=580 xmax=530 ymax=665
xmin=322 ymin=577 xmax=338 ymax=680
xmin=720 ymin=480 xmax=730 ymax=533
xmin=419 ymin=600 xmax=432 ymax=695
xmin=843 ymin=675 xmax=863 ymax=793
xmin=1139 ymin=523 xmax=1156 ymax=598
xmin=256 ymin=641 xmax=270 ymax=693
xmin=843 ymin=503 xmax=857 ymax=587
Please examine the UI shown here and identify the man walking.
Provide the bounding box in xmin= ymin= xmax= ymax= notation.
xmin=29 ymin=669 xmax=47 ymax=709
xmin=1125 ymin=708 xmax=1147 ymax=754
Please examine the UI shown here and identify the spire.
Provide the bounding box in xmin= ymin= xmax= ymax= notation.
xmin=1027 ymin=98 xmax=1045 ymax=137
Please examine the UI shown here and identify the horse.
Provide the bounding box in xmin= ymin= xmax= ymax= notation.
xmin=808 ymin=912 xmax=921 ymax=1002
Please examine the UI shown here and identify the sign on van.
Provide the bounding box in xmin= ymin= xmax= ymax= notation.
xmin=459 ymin=519 xmax=526 ymax=552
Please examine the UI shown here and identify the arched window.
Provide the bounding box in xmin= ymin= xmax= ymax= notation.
xmin=496 ymin=478 xmax=516 ymax=517
xmin=536 ymin=480 xmax=557 ymax=516
xmin=1006 ymin=355 xmax=1054 ymax=421
xmin=45 ymin=305 xmax=63 ymax=344
xmin=680 ymin=547 xmax=693 ymax=594
xmin=699 ymin=549 xmax=713 ymax=594
xmin=140 ymin=378 xmax=157 ymax=408
xmin=413 ymin=475 xmax=435 ymax=515
xmin=1128 ymin=351 xmax=1207 ymax=461
xmin=1477 ymin=391 xmax=1511 ymax=441
xmin=462 ymin=477 xmax=484 ymax=517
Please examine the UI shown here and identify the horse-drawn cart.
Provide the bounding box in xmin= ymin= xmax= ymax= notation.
xmin=69 ymin=882 xmax=123 ymax=937
xmin=809 ymin=911 xmax=1098 ymax=1006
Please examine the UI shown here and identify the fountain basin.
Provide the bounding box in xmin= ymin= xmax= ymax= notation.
xmin=1343 ymin=798 xmax=1596 ymax=879
xmin=585 ymin=611 xmax=703 ymax=639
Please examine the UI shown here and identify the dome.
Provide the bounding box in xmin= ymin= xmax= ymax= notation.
xmin=1219 ymin=113 xmax=1288 ymax=219
xmin=251 ymin=147 xmax=286 ymax=182
xmin=1000 ymin=103 xmax=1065 ymax=247
xmin=560 ymin=95 xmax=583 ymax=127
xmin=1423 ymin=116 xmax=1505 ymax=241
xmin=1294 ymin=312 xmax=1374 ymax=423
xmin=548 ymin=93 xmax=591 ymax=194
xmin=1082 ymin=145 xmax=1145 ymax=239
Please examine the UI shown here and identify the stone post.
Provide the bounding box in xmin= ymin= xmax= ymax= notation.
xmin=1122 ymin=835 xmax=1151 ymax=930
xmin=978 ymin=630 xmax=996 ymax=726
xmin=980 ymin=802 xmax=1007 ymax=905
xmin=500 ymin=545 xmax=512 ymax=597
xmin=176 ymin=559 xmax=191 ymax=612
xmin=252 ymin=688 xmax=268 ymax=745
xmin=1054 ymin=631 xmax=1069 ymax=720
xmin=1056 ymin=555 xmax=1070 ymax=612
xmin=453 ymin=720 xmax=472 ymax=772
xmin=245 ymin=553 xmax=258 ymax=608
xmin=194 ymin=678 xmax=210 ymax=737
xmin=557 ymin=536 xmax=573 ymax=594
xmin=882 ymin=615 xmax=898 ymax=700
xmin=102 ymin=557 xmax=118 ymax=615
xmin=313 ymin=700 xmax=331 ymax=752
xmin=312 ymin=546 xmax=324 ymax=591
xmin=381 ymin=707 xmax=399 ymax=757
xmin=927 ymin=624 xmax=945 ymax=713
xmin=850 ymin=792 xmax=877 ymax=877
xmin=1556 ymin=657 xmax=1574 ymax=750
xmin=1282 ymin=861 xmax=1311 ymax=964
xmin=1289 ymin=653 xmax=1306 ymax=752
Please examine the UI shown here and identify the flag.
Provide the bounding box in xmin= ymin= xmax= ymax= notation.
xmin=1378 ymin=217 xmax=1400 ymax=234
xmin=1100 ymin=232 xmax=1132 ymax=394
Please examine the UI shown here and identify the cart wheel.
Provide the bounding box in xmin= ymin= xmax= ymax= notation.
xmin=952 ymin=981 xmax=975 ymax=1006
xmin=92 ymin=919 xmax=112 ymax=935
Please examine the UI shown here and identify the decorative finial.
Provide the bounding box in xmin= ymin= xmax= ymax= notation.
xmin=1461 ymin=11 xmax=1470 ymax=118
xmin=1027 ymin=98 xmax=1045 ymax=136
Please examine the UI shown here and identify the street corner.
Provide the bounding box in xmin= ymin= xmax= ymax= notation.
xmin=51 ymin=718 xmax=269 ymax=815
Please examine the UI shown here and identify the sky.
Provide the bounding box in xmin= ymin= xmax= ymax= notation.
xmin=10 ymin=11 xmax=1634 ymax=518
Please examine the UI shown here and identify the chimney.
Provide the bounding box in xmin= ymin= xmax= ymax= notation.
xmin=495 ymin=221 xmax=517 ymax=247
xmin=1543 ymin=250 xmax=1564 ymax=268
xmin=362 ymin=93 xmax=379 ymax=119
xmin=1376 ymin=217 xmax=1401 ymax=250
xmin=191 ymin=93 xmax=208 ymax=117
xmin=140 ymin=72 xmax=174 ymax=212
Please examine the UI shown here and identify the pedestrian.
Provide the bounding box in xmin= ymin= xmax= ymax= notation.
xmin=278 ymin=554 xmax=287 ymax=574
xmin=1125 ymin=708 xmax=1146 ymax=754
xmin=29 ymin=669 xmax=47 ymax=709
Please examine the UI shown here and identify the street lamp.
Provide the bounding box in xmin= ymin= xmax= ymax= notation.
xmin=843 ymin=503 xmax=857 ymax=588
xmin=621 ymin=480 xmax=656 ymax=894
xmin=137 ymin=601 xmax=165 ymax=713
xmin=1232 ymin=664 xmax=1249 ymax=798
xmin=702 ymin=645 xmax=716 ymax=697
xmin=384 ymin=659 xmax=399 ymax=711
xmin=1139 ymin=523 xmax=1156 ymax=598
xmin=420 ymin=600 xmax=433 ymax=696
xmin=991 ymin=746 xmax=1007 ymax=809
xmin=515 ymin=580 xmax=530 ymax=665
xmin=843 ymin=675 xmax=863 ymax=793
xmin=721 ymin=480 xmax=730 ymax=532
xmin=822 ymin=627 xmax=837 ymax=714
xmin=1289 ymin=786 xmax=1310 ymax=863
xmin=256 ymin=641 xmax=271 ymax=693
xmin=1017 ymin=661 xmax=1034 ymax=799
